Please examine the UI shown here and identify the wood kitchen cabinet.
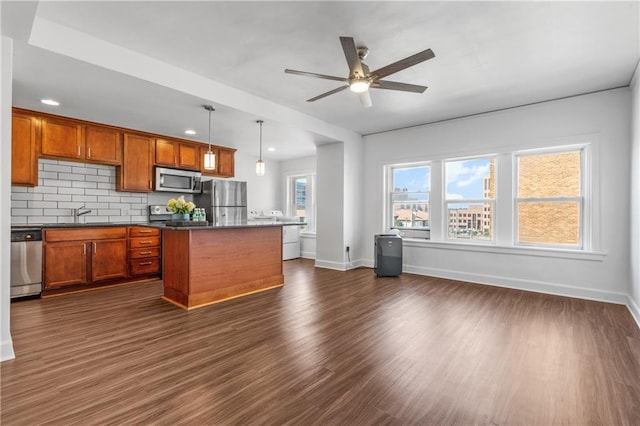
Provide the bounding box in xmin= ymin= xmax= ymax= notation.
xmin=11 ymin=111 xmax=40 ymax=186
xmin=43 ymin=227 xmax=127 ymax=292
xmin=155 ymin=138 xmax=199 ymax=170
xmin=128 ymin=226 xmax=162 ymax=277
xmin=116 ymin=133 xmax=154 ymax=192
xmin=40 ymin=117 xmax=122 ymax=165
xmin=199 ymin=145 xmax=236 ymax=177
xmin=84 ymin=125 xmax=122 ymax=165
xmin=41 ymin=116 xmax=83 ymax=160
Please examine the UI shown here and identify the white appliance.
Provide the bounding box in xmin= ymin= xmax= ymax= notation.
xmin=260 ymin=210 xmax=301 ymax=260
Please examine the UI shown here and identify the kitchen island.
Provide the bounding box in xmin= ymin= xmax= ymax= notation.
xmin=154 ymin=221 xmax=300 ymax=310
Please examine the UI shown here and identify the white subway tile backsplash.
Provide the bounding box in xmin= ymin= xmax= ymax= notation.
xmin=11 ymin=159 xmax=150 ymax=225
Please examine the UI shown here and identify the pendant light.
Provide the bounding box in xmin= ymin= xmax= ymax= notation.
xmin=203 ymin=105 xmax=216 ymax=170
xmin=256 ymin=120 xmax=265 ymax=176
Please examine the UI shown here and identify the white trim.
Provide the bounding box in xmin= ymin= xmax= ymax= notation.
xmin=627 ymin=296 xmax=640 ymax=330
xmin=301 ymin=251 xmax=316 ymax=259
xmin=1 ymin=337 xmax=15 ymax=362
xmin=314 ymin=259 xmax=348 ymax=271
xmin=401 ymin=238 xmax=606 ymax=261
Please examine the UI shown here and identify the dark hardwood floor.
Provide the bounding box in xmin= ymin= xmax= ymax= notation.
xmin=2 ymin=259 xmax=640 ymax=425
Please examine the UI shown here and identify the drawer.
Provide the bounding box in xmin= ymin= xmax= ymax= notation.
xmin=129 ymin=258 xmax=161 ymax=276
xmin=45 ymin=227 xmax=127 ymax=242
xmin=129 ymin=247 xmax=161 ymax=259
xmin=129 ymin=236 xmax=160 ymax=249
xmin=129 ymin=226 xmax=160 ymax=237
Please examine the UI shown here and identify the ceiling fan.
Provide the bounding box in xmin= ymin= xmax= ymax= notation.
xmin=285 ymin=36 xmax=435 ymax=108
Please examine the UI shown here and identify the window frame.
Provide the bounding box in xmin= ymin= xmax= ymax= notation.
xmin=444 ymin=155 xmax=497 ymax=243
xmin=513 ymin=144 xmax=589 ymax=250
xmin=286 ymin=172 xmax=316 ymax=234
xmin=387 ymin=162 xmax=431 ymax=232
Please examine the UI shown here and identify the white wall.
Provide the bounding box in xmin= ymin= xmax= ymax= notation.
xmin=316 ymin=143 xmax=345 ymax=269
xmin=630 ymin=62 xmax=640 ymax=325
xmin=343 ymin=137 xmax=364 ymax=266
xmin=1 ymin=36 xmax=15 ymax=361
xmin=233 ymin=151 xmax=280 ymax=215
xmin=362 ymin=88 xmax=632 ymax=305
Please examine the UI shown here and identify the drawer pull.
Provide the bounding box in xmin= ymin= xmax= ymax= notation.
xmin=140 ymin=241 xmax=152 ymax=245
xmin=138 ymin=230 xmax=153 ymax=233
xmin=139 ymin=251 xmax=152 ymax=255
xmin=139 ymin=261 xmax=153 ymax=266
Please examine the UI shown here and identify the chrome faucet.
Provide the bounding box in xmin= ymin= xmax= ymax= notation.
xmin=73 ymin=205 xmax=92 ymax=224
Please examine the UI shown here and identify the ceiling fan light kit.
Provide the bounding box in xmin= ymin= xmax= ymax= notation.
xmin=284 ymin=36 xmax=435 ymax=107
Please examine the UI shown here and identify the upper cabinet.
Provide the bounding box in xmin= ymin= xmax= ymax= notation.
xmin=41 ymin=117 xmax=122 ymax=165
xmin=11 ymin=108 xmax=235 ymax=191
xmin=41 ymin=116 xmax=83 ymax=160
xmin=116 ymin=133 xmax=154 ymax=193
xmin=11 ymin=111 xmax=40 ymax=187
xmin=154 ymin=138 xmax=199 ymax=170
xmin=84 ymin=125 xmax=122 ymax=165
xmin=199 ymin=145 xmax=236 ymax=178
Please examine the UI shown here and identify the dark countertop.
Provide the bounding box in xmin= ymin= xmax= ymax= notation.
xmin=12 ymin=220 xmax=305 ymax=231
xmin=148 ymin=220 xmax=306 ymax=230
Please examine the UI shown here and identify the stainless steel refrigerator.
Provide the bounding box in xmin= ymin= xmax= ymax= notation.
xmin=195 ymin=180 xmax=248 ymax=225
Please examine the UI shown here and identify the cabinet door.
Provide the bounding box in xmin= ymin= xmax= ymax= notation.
xmin=11 ymin=112 xmax=39 ymax=186
xmin=41 ymin=117 xmax=83 ymax=159
xmin=91 ymin=239 xmax=127 ymax=282
xmin=199 ymin=145 xmax=219 ymax=176
xmin=85 ymin=125 xmax=121 ymax=165
xmin=217 ymin=147 xmax=236 ymax=177
xmin=44 ymin=241 xmax=88 ymax=288
xmin=178 ymin=143 xmax=199 ymax=170
xmin=117 ymin=133 xmax=153 ymax=192
xmin=155 ymin=138 xmax=177 ymax=166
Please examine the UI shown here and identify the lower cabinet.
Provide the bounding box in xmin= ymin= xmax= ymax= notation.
xmin=43 ymin=226 xmax=161 ymax=295
xmin=128 ymin=226 xmax=162 ymax=277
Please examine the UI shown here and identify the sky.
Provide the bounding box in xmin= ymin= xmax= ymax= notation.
xmin=393 ymin=159 xmax=492 ymax=200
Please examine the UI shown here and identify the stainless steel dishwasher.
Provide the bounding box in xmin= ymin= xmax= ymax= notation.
xmin=10 ymin=228 xmax=43 ymax=299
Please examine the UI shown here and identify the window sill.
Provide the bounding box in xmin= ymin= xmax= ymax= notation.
xmin=401 ymin=238 xmax=606 ymax=261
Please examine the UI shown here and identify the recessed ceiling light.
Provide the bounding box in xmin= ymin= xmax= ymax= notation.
xmin=184 ymin=129 xmax=196 ymax=135
xmin=267 ymin=147 xmax=276 ymax=152
xmin=40 ymin=99 xmax=59 ymax=106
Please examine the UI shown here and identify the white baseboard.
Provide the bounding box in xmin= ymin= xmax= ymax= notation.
xmin=301 ymin=250 xmax=315 ymax=259
xmin=1 ymin=337 xmax=15 ymax=362
xmin=627 ymin=295 xmax=640 ymax=330
xmin=314 ymin=258 xmax=363 ymax=271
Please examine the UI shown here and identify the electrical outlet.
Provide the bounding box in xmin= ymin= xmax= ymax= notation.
xmin=346 ymin=246 xmax=350 ymax=253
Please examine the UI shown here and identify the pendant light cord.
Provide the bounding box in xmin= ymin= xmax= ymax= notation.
xmin=258 ymin=120 xmax=264 ymax=161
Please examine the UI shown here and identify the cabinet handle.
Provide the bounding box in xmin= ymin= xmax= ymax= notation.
xmin=140 ymin=241 xmax=152 ymax=245
xmin=138 ymin=230 xmax=153 ymax=233
xmin=77 ymin=145 xmax=81 ymax=156
xmin=88 ymin=147 xmax=92 ymax=158
xmin=139 ymin=261 xmax=152 ymax=266
xmin=149 ymin=180 xmax=152 ymax=189
xmin=83 ymin=244 xmax=86 ymax=256
xmin=139 ymin=251 xmax=152 ymax=255
xmin=93 ymin=242 xmax=96 ymax=254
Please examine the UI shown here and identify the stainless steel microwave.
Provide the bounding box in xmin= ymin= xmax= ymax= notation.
xmin=155 ymin=167 xmax=202 ymax=194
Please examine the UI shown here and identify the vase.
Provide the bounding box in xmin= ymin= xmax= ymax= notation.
xmin=171 ymin=213 xmax=190 ymax=221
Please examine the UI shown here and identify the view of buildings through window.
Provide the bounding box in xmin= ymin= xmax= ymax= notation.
xmin=446 ymin=157 xmax=496 ymax=240
xmin=391 ymin=165 xmax=430 ymax=229
xmin=289 ymin=174 xmax=315 ymax=232
xmin=388 ymin=146 xmax=585 ymax=247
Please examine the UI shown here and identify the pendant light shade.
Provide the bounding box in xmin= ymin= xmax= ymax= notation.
xmin=256 ymin=120 xmax=265 ymax=176
xmin=203 ymin=105 xmax=216 ymax=170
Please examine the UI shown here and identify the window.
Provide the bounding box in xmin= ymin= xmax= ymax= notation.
xmin=287 ymin=173 xmax=315 ymax=232
xmin=445 ymin=157 xmax=496 ymax=241
xmin=390 ymin=164 xmax=430 ymax=229
xmin=515 ymin=148 xmax=583 ymax=247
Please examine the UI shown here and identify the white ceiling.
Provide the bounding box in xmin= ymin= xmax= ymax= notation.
xmin=2 ymin=1 xmax=639 ymax=161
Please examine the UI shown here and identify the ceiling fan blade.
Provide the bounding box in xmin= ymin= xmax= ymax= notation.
xmin=359 ymin=91 xmax=373 ymax=108
xmin=285 ymin=69 xmax=348 ymax=83
xmin=339 ymin=36 xmax=364 ymax=77
xmin=373 ymin=80 xmax=427 ymax=93
xmin=307 ymin=85 xmax=349 ymax=102
xmin=371 ymin=48 xmax=435 ymax=80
